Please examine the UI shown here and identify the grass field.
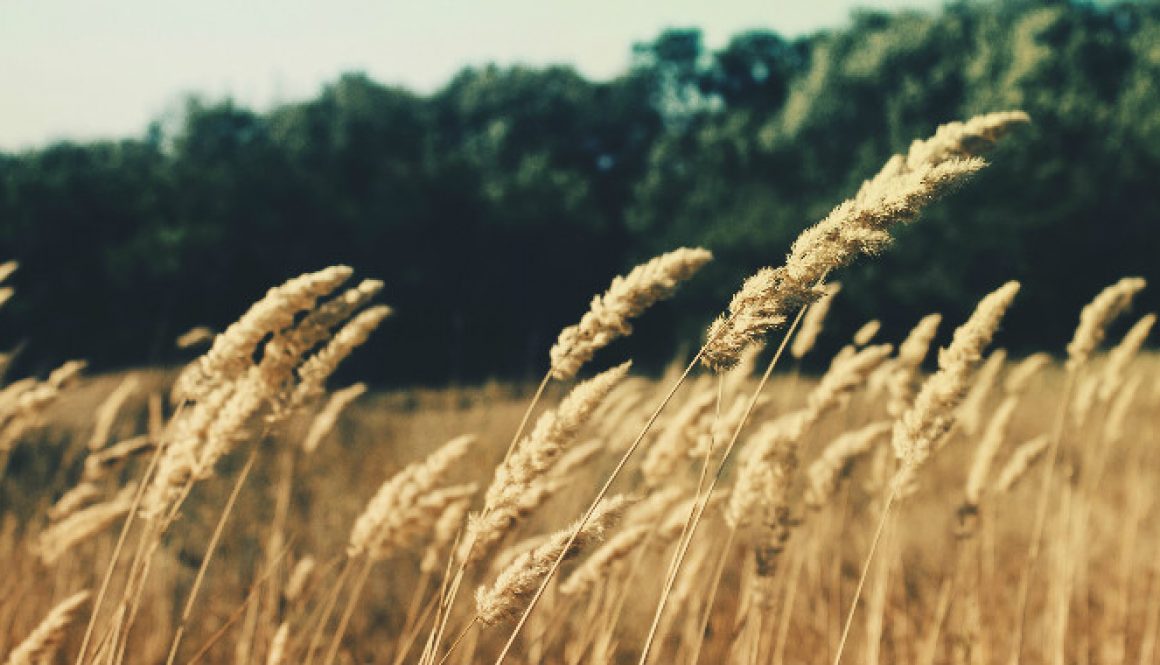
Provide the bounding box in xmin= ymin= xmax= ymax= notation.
xmin=4 ymin=346 xmax=1159 ymax=664
xmin=2 ymin=111 xmax=1159 ymax=665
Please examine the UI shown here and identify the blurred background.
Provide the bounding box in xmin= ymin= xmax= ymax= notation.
xmin=1 ymin=0 xmax=1157 ymax=385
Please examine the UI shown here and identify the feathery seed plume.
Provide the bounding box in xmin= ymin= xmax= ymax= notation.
xmin=0 ymin=379 xmax=37 ymax=414
xmin=958 ymin=349 xmax=1008 ymax=436
xmin=641 ymin=390 xmax=716 ymax=488
xmin=0 ymin=260 xmax=18 ymax=285
xmin=892 ymin=282 xmax=1020 ymax=495
xmin=726 ymin=418 xmax=799 ymax=531
xmin=140 ymin=382 xmax=236 ymax=517
xmin=347 ymin=435 xmax=474 ymax=559
xmin=1066 ymin=277 xmax=1147 ymax=372
xmin=1004 ymin=352 xmax=1052 ymax=395
xmin=88 ymin=375 xmax=138 ymax=451
xmin=284 ymin=556 xmax=316 ymax=604
xmin=728 ymin=344 xmax=892 ymax=526
xmin=175 ymin=326 xmax=215 ymax=350
xmin=421 ymin=495 xmax=474 ymax=574
xmin=464 ymin=364 xmax=630 ymax=565
xmin=702 ymin=267 xmax=810 ymax=372
xmin=753 ymin=500 xmax=793 ymax=580
xmin=37 ymin=487 xmax=134 ymax=565
xmin=488 ymin=362 xmax=630 ymax=501
xmin=805 ymin=421 xmax=893 ymax=508
xmin=173 ymin=266 xmax=353 ymax=402
xmin=886 ymin=314 xmax=942 ymax=417
xmin=367 ymin=484 xmax=477 ymax=562
xmin=1102 ymin=376 xmax=1141 ymax=446
xmin=302 ymin=383 xmax=367 ymax=454
xmin=900 ymin=110 xmax=1031 ymax=170
xmin=475 ymin=496 xmax=631 ymax=625
xmin=807 ymin=344 xmax=893 ymax=414
xmin=791 ymin=282 xmax=841 ymax=360
xmin=3 ymin=590 xmax=90 ymax=665
xmin=0 ymin=361 xmax=86 ymax=456
xmin=559 ymin=524 xmax=652 ymax=597
xmin=852 ymin=320 xmax=882 ymax=347
xmin=549 ymin=248 xmax=711 ymax=380
xmin=291 ymin=305 xmax=393 ymax=406
xmin=1071 ymin=374 xmax=1101 ymax=427
xmin=1098 ymin=314 xmax=1155 ymax=402
xmin=83 ymin=435 xmax=155 ymax=481
xmin=703 ymin=111 xmax=1027 ymax=371
xmin=265 ymin=623 xmax=290 ymax=665
xmin=191 ymin=370 xmax=265 ymax=481
xmin=964 ymin=396 xmax=1019 ymax=508
xmin=47 ymin=482 xmax=103 ymax=522
xmin=138 ymin=268 xmax=381 ymax=524
xmin=46 ymin=360 xmax=86 ymax=388
xmin=256 ymin=279 xmax=383 ymax=402
xmin=993 ymin=435 xmax=1051 ymax=494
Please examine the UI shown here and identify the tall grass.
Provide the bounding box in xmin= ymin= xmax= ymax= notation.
xmin=3 ymin=110 xmax=1158 ymax=665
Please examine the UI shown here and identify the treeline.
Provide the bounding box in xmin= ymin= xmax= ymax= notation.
xmin=1 ymin=0 xmax=1158 ymax=384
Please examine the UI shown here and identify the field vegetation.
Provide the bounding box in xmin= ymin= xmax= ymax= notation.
xmin=2 ymin=0 xmax=1159 ymax=384
xmin=2 ymin=108 xmax=1158 ymax=665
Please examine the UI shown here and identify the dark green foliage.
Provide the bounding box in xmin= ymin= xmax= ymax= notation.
xmin=0 ymin=1 xmax=1157 ymax=384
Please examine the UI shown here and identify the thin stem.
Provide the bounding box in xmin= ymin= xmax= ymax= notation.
xmin=831 ymin=486 xmax=897 ymax=665
xmin=637 ymin=300 xmax=811 ymax=665
xmin=596 ymin=533 xmax=654 ymax=652
xmin=114 ymin=532 xmax=163 ymax=665
xmin=393 ymin=591 xmax=442 ymax=665
xmin=165 ymin=450 xmax=257 ymax=665
xmin=425 ymin=370 xmax=551 ymax=662
xmin=1008 ymin=370 xmax=1078 ymax=665
xmin=490 ymin=346 xmax=707 ymax=665
xmin=917 ymin=575 xmax=955 ymax=665
xmin=258 ymin=445 xmax=297 ymax=650
xmin=395 ymin=569 xmax=434 ymax=662
xmin=304 ymin=558 xmax=353 ymax=665
xmin=687 ymin=526 xmax=737 ymax=664
xmin=184 ymin=542 xmax=292 ymax=665
xmin=75 ymin=434 xmax=166 ymax=665
xmin=322 ymin=555 xmax=376 ymax=665
xmin=502 ymin=371 xmax=552 ymax=466
xmin=772 ymin=531 xmax=808 ymax=665
xmin=642 ymin=376 xmax=726 ymax=664
xmin=419 ymin=529 xmax=465 ymax=665
xmin=436 ymin=617 xmax=479 ymax=665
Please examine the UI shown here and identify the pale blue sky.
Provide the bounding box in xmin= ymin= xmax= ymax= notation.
xmin=1 ymin=0 xmax=942 ymax=151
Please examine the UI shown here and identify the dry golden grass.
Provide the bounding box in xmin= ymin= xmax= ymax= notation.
xmin=3 ymin=111 xmax=1160 ymax=665
xmin=3 ymin=347 xmax=1160 ymax=664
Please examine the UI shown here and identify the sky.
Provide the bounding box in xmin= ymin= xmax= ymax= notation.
xmin=0 ymin=0 xmax=942 ymax=151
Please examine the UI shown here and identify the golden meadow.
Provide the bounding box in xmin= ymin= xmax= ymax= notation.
xmin=3 ymin=111 xmax=1159 ymax=665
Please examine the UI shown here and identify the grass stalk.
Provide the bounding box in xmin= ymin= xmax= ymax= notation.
xmin=321 ymin=555 xmax=375 ymax=665
xmin=488 ymin=344 xmax=707 ymax=665
xmin=164 ymin=450 xmax=257 ymax=665
xmin=831 ymin=486 xmax=897 ymax=665
xmin=1008 ymin=370 xmax=1078 ymax=665
xmin=74 ymin=436 xmax=166 ymax=665
xmin=636 ymin=300 xmax=810 ymax=664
